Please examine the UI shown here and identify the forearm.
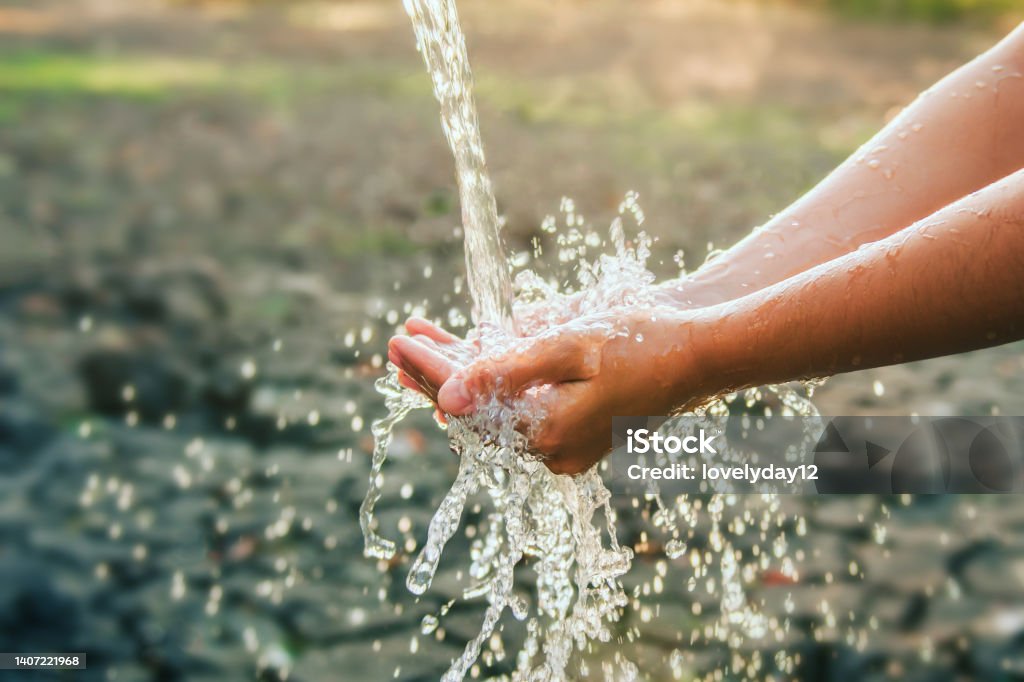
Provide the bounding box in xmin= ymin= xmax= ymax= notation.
xmin=666 ymin=23 xmax=1024 ymax=307
xmin=688 ymin=168 xmax=1024 ymax=398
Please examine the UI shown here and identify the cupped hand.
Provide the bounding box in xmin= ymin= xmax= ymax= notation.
xmin=388 ymin=309 xmax=710 ymax=475
xmin=386 ymin=317 xmax=476 ymax=423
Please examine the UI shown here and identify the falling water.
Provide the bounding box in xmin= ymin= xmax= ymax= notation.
xmin=360 ymin=1 xmax=823 ymax=680
xmin=401 ymin=0 xmax=516 ymax=333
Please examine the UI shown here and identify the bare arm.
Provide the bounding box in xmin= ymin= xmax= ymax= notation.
xmin=389 ymin=28 xmax=1024 ymax=475
xmin=689 ymin=168 xmax=1024 ymax=396
xmin=392 ymin=170 xmax=1024 ymax=474
xmin=664 ymin=22 xmax=1024 ymax=307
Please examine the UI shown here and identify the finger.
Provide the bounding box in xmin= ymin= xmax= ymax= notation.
xmin=405 ymin=317 xmax=461 ymax=345
xmin=437 ymin=334 xmax=597 ymax=416
xmin=389 ymin=335 xmax=457 ymax=401
xmin=415 ymin=334 xmax=480 ymax=369
xmin=396 ymin=369 xmax=422 ymax=392
xmin=395 ymin=364 xmax=433 ymax=397
xmin=410 ymin=333 xmax=441 ymax=352
xmin=396 ymin=371 xmax=449 ymax=430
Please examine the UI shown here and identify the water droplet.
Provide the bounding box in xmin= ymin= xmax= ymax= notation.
xmin=421 ymin=614 xmax=439 ymax=634
xmin=171 ymin=571 xmax=186 ymax=600
xmin=665 ymin=539 xmax=686 ymax=559
xmin=240 ymin=359 xmax=257 ymax=380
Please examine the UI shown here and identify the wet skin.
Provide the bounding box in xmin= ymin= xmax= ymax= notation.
xmin=390 ymin=309 xmax=709 ymax=474
xmin=389 ymin=23 xmax=1024 ymax=475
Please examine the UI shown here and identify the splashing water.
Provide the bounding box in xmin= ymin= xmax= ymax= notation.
xmin=362 ymin=196 xmax=654 ymax=680
xmin=364 ymin=196 xmax=824 ymax=679
xmin=361 ymin=1 xmax=824 ymax=679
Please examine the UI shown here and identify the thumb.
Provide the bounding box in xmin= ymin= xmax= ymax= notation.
xmin=437 ymin=332 xmax=600 ymax=416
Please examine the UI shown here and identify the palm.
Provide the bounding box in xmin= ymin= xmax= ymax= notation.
xmin=387 ymin=317 xmax=474 ymax=407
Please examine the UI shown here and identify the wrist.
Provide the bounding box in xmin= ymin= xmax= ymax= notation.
xmin=680 ymin=303 xmax=760 ymax=403
xmin=641 ymin=307 xmax=723 ymax=411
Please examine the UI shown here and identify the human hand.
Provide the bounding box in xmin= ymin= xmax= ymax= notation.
xmin=386 ymin=317 xmax=476 ymax=423
xmin=384 ymin=293 xmax=592 ymax=400
xmin=388 ymin=309 xmax=710 ymax=474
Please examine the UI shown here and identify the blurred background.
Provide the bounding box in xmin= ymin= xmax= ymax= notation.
xmin=1 ymin=0 xmax=1023 ymax=680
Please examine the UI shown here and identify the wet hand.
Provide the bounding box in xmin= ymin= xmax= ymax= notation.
xmin=387 ymin=317 xmax=477 ymax=423
xmin=390 ymin=310 xmax=708 ymax=475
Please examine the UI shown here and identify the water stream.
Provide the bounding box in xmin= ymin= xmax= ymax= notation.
xmin=360 ymin=1 xmax=820 ymax=679
xmin=400 ymin=0 xmax=516 ymax=333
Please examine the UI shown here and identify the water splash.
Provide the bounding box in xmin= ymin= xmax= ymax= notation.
xmin=360 ymin=1 xmax=822 ymax=679
xmin=361 ymin=194 xmax=824 ymax=679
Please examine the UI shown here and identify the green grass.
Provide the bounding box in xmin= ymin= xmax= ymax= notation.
xmin=424 ymin=189 xmax=455 ymax=217
xmin=0 ymin=45 xmax=868 ymax=211
xmin=0 ymin=48 xmax=861 ymax=153
xmin=0 ymin=97 xmax=24 ymax=124
xmin=0 ymin=48 xmax=451 ymax=125
xmin=0 ymin=52 xmax=238 ymax=97
xmin=0 ymin=49 xmax=427 ymax=125
xmin=0 ymin=49 xmax=363 ymax=103
xmin=332 ymin=228 xmax=419 ymax=257
xmin=817 ymin=0 xmax=1020 ymax=24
